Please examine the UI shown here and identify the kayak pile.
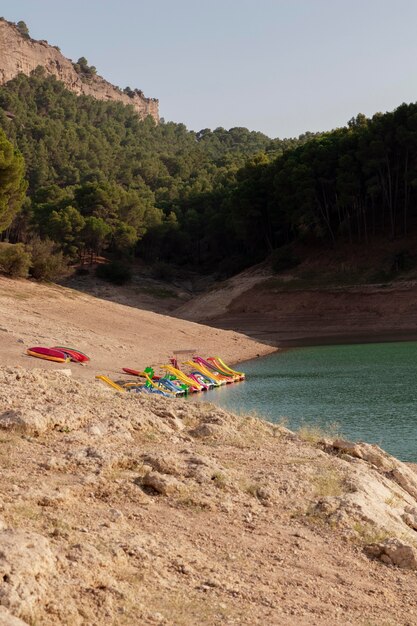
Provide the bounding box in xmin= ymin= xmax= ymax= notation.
xmin=24 ymin=344 xmax=244 ymax=399
xmin=27 ymin=346 xmax=90 ymax=364
xmin=97 ymin=355 xmax=245 ymax=397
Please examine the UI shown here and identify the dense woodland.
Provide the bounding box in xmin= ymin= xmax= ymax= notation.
xmin=1 ymin=68 xmax=417 ymax=280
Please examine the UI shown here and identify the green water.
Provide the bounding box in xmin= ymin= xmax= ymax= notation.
xmin=198 ymin=342 xmax=417 ymax=462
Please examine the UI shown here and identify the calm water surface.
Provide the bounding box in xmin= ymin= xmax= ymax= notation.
xmin=196 ymin=342 xmax=417 ymax=461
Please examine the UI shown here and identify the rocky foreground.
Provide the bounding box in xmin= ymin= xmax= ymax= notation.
xmin=1 ymin=367 xmax=417 ymax=625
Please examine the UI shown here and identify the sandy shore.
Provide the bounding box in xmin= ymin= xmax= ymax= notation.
xmin=0 ymin=276 xmax=275 ymax=381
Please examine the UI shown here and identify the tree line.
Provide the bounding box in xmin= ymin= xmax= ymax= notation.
xmin=0 ymin=69 xmax=296 ymax=271
xmin=1 ymin=68 xmax=417 ymax=280
xmin=227 ymin=109 xmax=417 ymax=263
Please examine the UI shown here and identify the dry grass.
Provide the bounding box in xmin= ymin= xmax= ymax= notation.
xmin=384 ymin=494 xmax=403 ymax=508
xmin=298 ymin=421 xmax=341 ymax=444
xmin=239 ymin=478 xmax=262 ymax=498
xmin=313 ymin=470 xmax=346 ymax=497
xmin=144 ymin=589 xmax=234 ymax=626
xmin=7 ymin=502 xmax=42 ymax=527
xmin=140 ymin=430 xmax=161 ymax=443
xmin=211 ymin=471 xmax=228 ymax=490
xmin=0 ymin=289 xmax=31 ymax=301
xmin=279 ymin=456 xmax=322 ymax=466
xmin=352 ymin=522 xmax=391 ymax=545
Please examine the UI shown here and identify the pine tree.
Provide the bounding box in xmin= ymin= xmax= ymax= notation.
xmin=0 ymin=129 xmax=27 ymax=233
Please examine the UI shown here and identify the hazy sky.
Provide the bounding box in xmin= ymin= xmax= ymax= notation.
xmin=4 ymin=0 xmax=417 ymax=138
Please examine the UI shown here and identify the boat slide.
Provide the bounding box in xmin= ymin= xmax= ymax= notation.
xmin=161 ymin=365 xmax=203 ymax=392
xmin=206 ymin=356 xmax=245 ymax=380
xmin=185 ymin=360 xmax=231 ymax=385
xmin=95 ymin=375 xmax=126 ymax=392
xmin=188 ymin=371 xmax=216 ymax=390
xmin=192 ymin=356 xmax=237 ymax=382
xmin=103 ymin=355 xmax=247 ymax=397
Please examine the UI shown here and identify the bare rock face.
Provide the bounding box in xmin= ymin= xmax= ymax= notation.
xmin=0 ymin=19 xmax=159 ymax=121
xmin=0 ymin=530 xmax=56 ymax=622
xmin=365 ymin=539 xmax=417 ymax=570
xmin=313 ymin=437 xmax=417 ymax=545
xmin=0 ymin=606 xmax=29 ymax=625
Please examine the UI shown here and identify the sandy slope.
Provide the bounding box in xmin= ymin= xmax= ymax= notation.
xmin=0 ymin=276 xmax=274 ymax=380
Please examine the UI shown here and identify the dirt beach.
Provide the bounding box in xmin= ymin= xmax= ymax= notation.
xmin=0 ymin=276 xmax=275 ymax=381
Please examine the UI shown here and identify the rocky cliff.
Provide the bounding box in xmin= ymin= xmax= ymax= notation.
xmin=0 ymin=19 xmax=159 ymax=121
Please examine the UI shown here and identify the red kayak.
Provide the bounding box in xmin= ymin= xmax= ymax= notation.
xmin=27 ymin=347 xmax=69 ymax=363
xmin=52 ymin=347 xmax=90 ymax=363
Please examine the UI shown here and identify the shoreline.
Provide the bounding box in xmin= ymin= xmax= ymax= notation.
xmin=213 ymin=324 xmax=417 ymax=350
xmin=266 ymin=330 xmax=417 ymax=348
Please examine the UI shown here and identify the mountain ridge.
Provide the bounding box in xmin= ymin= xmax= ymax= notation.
xmin=0 ymin=18 xmax=159 ymax=122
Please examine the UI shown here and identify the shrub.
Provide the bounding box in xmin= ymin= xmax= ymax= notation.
xmin=95 ymin=260 xmax=132 ymax=285
xmin=391 ymin=250 xmax=414 ymax=273
xmin=29 ymin=238 xmax=69 ymax=281
xmin=16 ymin=20 xmax=30 ymax=38
xmin=270 ymin=246 xmax=300 ymax=273
xmin=75 ymin=267 xmax=90 ymax=276
xmin=0 ymin=242 xmax=31 ymax=277
xmin=151 ymin=261 xmax=174 ymax=281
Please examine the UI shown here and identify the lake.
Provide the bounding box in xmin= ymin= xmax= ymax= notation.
xmin=195 ymin=342 xmax=417 ymax=462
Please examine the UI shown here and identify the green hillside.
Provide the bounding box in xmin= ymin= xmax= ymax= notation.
xmin=0 ymin=70 xmax=294 ymax=270
xmin=2 ymin=68 xmax=417 ymax=280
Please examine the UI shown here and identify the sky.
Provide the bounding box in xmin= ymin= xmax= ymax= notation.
xmin=4 ymin=0 xmax=417 ymax=138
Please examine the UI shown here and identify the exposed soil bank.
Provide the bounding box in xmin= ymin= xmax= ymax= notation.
xmin=177 ymin=274 xmax=417 ymax=348
xmin=208 ymin=324 xmax=417 ymax=348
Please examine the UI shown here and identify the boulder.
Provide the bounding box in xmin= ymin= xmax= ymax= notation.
xmin=0 ymin=410 xmax=46 ymax=435
xmin=365 ymin=538 xmax=417 ymax=569
xmin=141 ymin=471 xmax=184 ymax=496
xmin=402 ymin=506 xmax=417 ymax=530
xmin=0 ymin=606 xmax=29 ymax=625
xmin=332 ymin=439 xmax=364 ymax=458
xmin=0 ymin=530 xmax=55 ymax=621
xmin=189 ymin=423 xmax=220 ymax=438
xmin=332 ymin=440 xmax=394 ymax=471
xmin=141 ymin=453 xmax=182 ymax=476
